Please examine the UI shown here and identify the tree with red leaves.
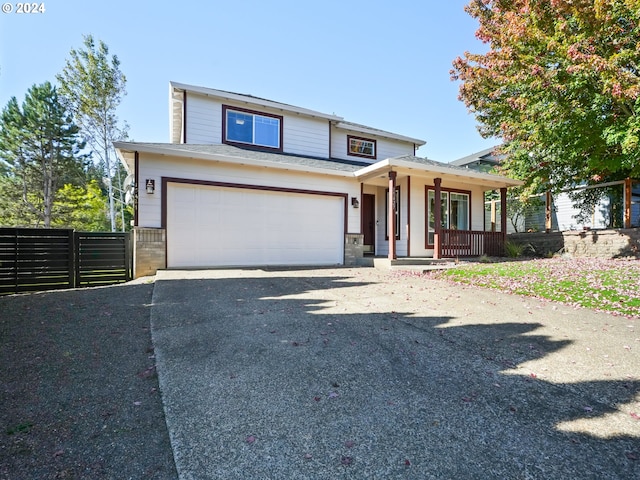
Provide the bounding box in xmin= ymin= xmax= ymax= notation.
xmin=452 ymin=0 xmax=640 ymax=195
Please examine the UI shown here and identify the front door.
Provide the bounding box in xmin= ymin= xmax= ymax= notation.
xmin=362 ymin=194 xmax=375 ymax=254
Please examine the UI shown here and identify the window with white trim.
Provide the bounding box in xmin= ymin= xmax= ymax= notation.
xmin=224 ymin=106 xmax=282 ymax=150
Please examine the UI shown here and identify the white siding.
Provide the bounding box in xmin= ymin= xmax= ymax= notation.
xmin=183 ymin=94 xmax=330 ymax=157
xmin=554 ymin=193 xmax=610 ymax=230
xmin=377 ymin=139 xmax=416 ymax=161
xmin=185 ymin=93 xmax=220 ymax=144
xmin=282 ymin=115 xmax=329 ymax=158
xmin=136 ymin=153 xmax=361 ymax=233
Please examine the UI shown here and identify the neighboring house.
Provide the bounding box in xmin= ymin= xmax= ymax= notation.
xmin=452 ymin=146 xmax=640 ymax=233
xmin=115 ymin=82 xmax=522 ymax=277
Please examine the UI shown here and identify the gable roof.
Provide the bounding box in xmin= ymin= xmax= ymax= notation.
xmin=450 ymin=146 xmax=503 ymax=168
xmin=114 ymin=142 xmax=523 ymax=190
xmin=354 ymin=154 xmax=522 ymax=189
xmin=169 ymin=82 xmax=426 ymax=147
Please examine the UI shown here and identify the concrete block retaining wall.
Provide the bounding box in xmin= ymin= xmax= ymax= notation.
xmin=509 ymin=228 xmax=640 ymax=258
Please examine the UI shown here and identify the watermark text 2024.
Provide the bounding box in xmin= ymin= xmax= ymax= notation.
xmin=1 ymin=3 xmax=46 ymax=14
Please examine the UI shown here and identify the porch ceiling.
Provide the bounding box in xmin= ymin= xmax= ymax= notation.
xmin=355 ymin=156 xmax=524 ymax=190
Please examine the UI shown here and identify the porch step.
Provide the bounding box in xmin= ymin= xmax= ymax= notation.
xmin=361 ymin=257 xmax=461 ymax=271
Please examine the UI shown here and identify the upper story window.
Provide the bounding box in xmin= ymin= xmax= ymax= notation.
xmin=223 ymin=105 xmax=282 ymax=150
xmin=348 ymin=135 xmax=376 ymax=159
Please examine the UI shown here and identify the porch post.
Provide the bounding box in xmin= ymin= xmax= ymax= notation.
xmin=433 ymin=177 xmax=442 ymax=259
xmin=500 ymin=187 xmax=507 ymax=246
xmin=545 ymin=190 xmax=552 ymax=233
xmin=388 ymin=171 xmax=397 ymax=260
xmin=624 ymin=177 xmax=632 ymax=229
xmin=490 ymin=198 xmax=497 ymax=232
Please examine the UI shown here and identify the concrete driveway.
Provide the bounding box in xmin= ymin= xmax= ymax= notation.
xmin=150 ymin=267 xmax=640 ymax=479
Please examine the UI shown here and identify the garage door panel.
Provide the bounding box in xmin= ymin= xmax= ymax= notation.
xmin=167 ymin=183 xmax=344 ymax=267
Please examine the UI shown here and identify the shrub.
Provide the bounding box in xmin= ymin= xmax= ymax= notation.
xmin=504 ymin=240 xmax=528 ymax=258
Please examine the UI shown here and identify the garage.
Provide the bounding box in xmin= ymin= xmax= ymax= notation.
xmin=166 ymin=182 xmax=345 ymax=267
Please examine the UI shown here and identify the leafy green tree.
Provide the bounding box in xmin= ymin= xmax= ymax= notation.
xmin=452 ymin=0 xmax=640 ymax=195
xmin=0 ymin=82 xmax=86 ymax=227
xmin=57 ymin=34 xmax=129 ymax=232
xmin=51 ymin=180 xmax=110 ymax=231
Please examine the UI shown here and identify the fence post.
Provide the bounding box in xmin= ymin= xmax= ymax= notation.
xmin=125 ymin=231 xmax=132 ymax=281
xmin=545 ymin=191 xmax=552 ymax=233
xmin=624 ymin=178 xmax=632 ymax=229
xmin=12 ymin=229 xmax=18 ymax=292
xmin=71 ymin=230 xmax=78 ymax=288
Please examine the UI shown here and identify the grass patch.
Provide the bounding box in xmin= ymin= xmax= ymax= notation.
xmin=428 ymin=257 xmax=640 ymax=317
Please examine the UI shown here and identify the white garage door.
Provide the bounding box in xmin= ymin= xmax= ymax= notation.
xmin=167 ymin=183 xmax=345 ymax=267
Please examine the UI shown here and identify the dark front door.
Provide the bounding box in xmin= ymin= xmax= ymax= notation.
xmin=362 ymin=194 xmax=375 ymax=254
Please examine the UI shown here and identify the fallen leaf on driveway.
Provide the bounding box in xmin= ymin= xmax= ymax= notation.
xmin=246 ymin=435 xmax=256 ymax=444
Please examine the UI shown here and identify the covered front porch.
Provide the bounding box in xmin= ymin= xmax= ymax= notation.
xmin=353 ymin=156 xmax=523 ymax=260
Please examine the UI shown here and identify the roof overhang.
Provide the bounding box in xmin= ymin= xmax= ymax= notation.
xmin=334 ymin=122 xmax=426 ymax=147
xmin=170 ymin=81 xmax=343 ymax=120
xmin=355 ymin=158 xmax=524 ymax=190
xmin=113 ymin=142 xmax=357 ymax=179
xmin=114 ymin=144 xmax=523 ymax=190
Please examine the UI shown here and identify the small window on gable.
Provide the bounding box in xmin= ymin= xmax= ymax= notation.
xmin=348 ymin=135 xmax=376 ymax=159
xmin=223 ymin=105 xmax=282 ymax=150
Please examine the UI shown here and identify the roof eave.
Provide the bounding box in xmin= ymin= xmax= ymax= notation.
xmin=335 ymin=121 xmax=426 ymax=146
xmin=355 ymin=157 xmax=524 ymax=189
xmin=170 ymin=81 xmax=344 ymax=122
xmin=113 ymin=142 xmax=356 ymax=179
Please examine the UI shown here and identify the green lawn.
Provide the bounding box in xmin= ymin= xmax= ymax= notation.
xmin=425 ymin=257 xmax=640 ymax=318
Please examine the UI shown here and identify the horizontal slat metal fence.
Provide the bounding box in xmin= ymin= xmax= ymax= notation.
xmin=75 ymin=232 xmax=132 ymax=287
xmin=0 ymin=228 xmax=74 ymax=294
xmin=0 ymin=228 xmax=131 ymax=295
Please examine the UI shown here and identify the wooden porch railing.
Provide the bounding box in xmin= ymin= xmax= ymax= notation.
xmin=439 ymin=229 xmax=505 ymax=258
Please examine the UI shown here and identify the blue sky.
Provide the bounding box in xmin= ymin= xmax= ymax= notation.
xmin=0 ymin=0 xmax=495 ymax=162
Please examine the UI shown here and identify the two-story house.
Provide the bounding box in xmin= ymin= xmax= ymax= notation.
xmin=115 ymin=82 xmax=523 ymax=277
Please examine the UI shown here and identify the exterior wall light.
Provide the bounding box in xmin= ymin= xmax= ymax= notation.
xmin=146 ymin=179 xmax=155 ymax=194
xmin=351 ymin=197 xmax=360 ymax=208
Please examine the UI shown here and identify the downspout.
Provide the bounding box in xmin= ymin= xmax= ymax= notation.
xmin=134 ymin=151 xmax=139 ymax=227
